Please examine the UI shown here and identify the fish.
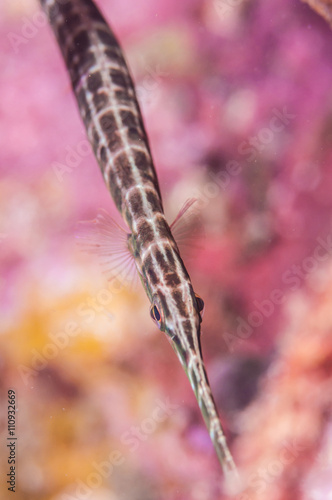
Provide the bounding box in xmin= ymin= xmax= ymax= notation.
xmin=40 ymin=0 xmax=238 ymax=480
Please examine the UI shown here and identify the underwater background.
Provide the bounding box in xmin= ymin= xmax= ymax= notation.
xmin=1 ymin=0 xmax=332 ymax=498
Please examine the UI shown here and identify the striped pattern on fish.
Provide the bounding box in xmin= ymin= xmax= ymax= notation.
xmin=40 ymin=0 xmax=238 ymax=479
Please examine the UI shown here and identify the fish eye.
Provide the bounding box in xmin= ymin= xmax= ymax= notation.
xmin=150 ymin=304 xmax=162 ymax=328
xmin=195 ymin=294 xmax=205 ymax=316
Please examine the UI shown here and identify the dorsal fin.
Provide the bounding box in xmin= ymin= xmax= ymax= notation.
xmin=170 ymin=198 xmax=204 ymax=258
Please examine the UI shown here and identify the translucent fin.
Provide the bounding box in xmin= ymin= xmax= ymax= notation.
xmin=170 ymin=198 xmax=204 ymax=258
xmin=76 ymin=209 xmax=138 ymax=289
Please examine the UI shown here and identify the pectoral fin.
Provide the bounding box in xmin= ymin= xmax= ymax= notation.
xmin=76 ymin=209 xmax=138 ymax=288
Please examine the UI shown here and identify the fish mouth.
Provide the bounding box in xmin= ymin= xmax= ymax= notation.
xmin=169 ymin=329 xmax=238 ymax=478
xmin=168 ymin=325 xmax=209 ymax=414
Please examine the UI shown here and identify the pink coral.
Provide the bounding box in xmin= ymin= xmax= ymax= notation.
xmin=1 ymin=0 xmax=332 ymax=499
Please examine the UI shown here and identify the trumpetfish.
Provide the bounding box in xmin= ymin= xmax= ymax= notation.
xmin=40 ymin=0 xmax=238 ymax=479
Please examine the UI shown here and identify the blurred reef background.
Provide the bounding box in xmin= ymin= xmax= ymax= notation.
xmin=1 ymin=0 xmax=332 ymax=498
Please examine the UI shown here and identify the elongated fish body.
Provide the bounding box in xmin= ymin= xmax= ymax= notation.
xmin=41 ymin=0 xmax=237 ymax=478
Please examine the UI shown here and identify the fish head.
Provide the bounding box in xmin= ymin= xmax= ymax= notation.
xmin=149 ymin=276 xmax=205 ymax=368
